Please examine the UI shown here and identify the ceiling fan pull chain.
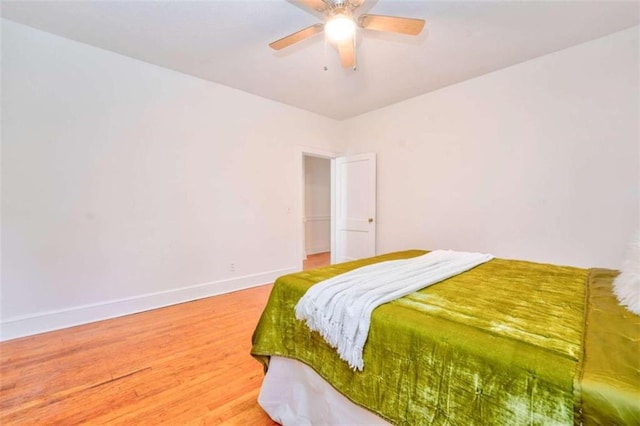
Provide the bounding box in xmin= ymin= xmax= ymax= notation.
xmin=352 ymin=32 xmax=357 ymax=71
xmin=324 ymin=34 xmax=329 ymax=71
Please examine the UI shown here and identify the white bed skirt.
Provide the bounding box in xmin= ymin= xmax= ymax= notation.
xmin=258 ymin=356 xmax=390 ymax=426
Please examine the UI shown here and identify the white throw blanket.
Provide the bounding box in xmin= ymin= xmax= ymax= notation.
xmin=295 ymin=250 xmax=494 ymax=371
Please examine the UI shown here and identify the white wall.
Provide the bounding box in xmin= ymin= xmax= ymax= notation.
xmin=2 ymin=19 xmax=638 ymax=340
xmin=0 ymin=20 xmax=345 ymax=339
xmin=304 ymin=156 xmax=331 ymax=255
xmin=345 ymin=27 xmax=639 ymax=269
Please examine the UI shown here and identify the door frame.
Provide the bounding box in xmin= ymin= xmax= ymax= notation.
xmin=296 ymin=145 xmax=341 ymax=271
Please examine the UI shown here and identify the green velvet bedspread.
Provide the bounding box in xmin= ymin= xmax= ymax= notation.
xmin=251 ymin=250 xmax=639 ymax=425
xmin=577 ymin=269 xmax=640 ymax=425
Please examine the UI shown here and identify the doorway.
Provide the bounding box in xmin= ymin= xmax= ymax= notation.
xmin=303 ymin=155 xmax=331 ymax=270
xmin=296 ymin=146 xmax=376 ymax=271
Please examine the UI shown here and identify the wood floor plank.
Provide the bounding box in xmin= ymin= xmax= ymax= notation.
xmin=0 ymin=284 xmax=279 ymax=425
xmin=304 ymin=252 xmax=330 ymax=270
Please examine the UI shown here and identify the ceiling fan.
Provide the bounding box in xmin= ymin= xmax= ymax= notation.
xmin=269 ymin=0 xmax=425 ymax=70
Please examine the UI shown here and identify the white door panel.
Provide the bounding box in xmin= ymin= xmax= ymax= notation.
xmin=333 ymin=153 xmax=376 ymax=263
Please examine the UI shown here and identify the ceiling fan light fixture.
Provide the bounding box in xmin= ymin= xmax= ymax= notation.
xmin=269 ymin=2 xmax=426 ymax=70
xmin=325 ymin=14 xmax=356 ymax=42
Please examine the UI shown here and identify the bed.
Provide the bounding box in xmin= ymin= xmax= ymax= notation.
xmin=251 ymin=250 xmax=640 ymax=425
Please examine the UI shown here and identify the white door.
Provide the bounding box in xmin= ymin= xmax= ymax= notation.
xmin=332 ymin=153 xmax=377 ymax=263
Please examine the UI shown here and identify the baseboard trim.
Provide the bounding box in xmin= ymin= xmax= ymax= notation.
xmin=0 ymin=267 xmax=296 ymax=341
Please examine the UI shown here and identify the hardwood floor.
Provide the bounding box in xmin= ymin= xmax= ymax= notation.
xmin=0 ymin=285 xmax=280 ymax=425
xmin=303 ymin=252 xmax=330 ymax=270
xmin=0 ymin=254 xmax=335 ymax=424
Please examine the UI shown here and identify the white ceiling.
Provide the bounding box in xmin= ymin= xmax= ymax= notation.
xmin=2 ymin=1 xmax=638 ymax=120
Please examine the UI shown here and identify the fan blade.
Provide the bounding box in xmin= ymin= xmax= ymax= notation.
xmin=269 ymin=24 xmax=324 ymax=50
xmin=358 ymin=14 xmax=425 ymax=35
xmin=294 ymin=0 xmax=329 ymax=13
xmin=337 ymin=40 xmax=355 ymax=69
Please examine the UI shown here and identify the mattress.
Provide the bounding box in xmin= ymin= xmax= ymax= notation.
xmin=251 ymin=250 xmax=639 ymax=425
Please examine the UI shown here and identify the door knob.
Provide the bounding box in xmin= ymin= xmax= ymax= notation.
xmin=368 ymin=218 xmax=374 ymax=223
